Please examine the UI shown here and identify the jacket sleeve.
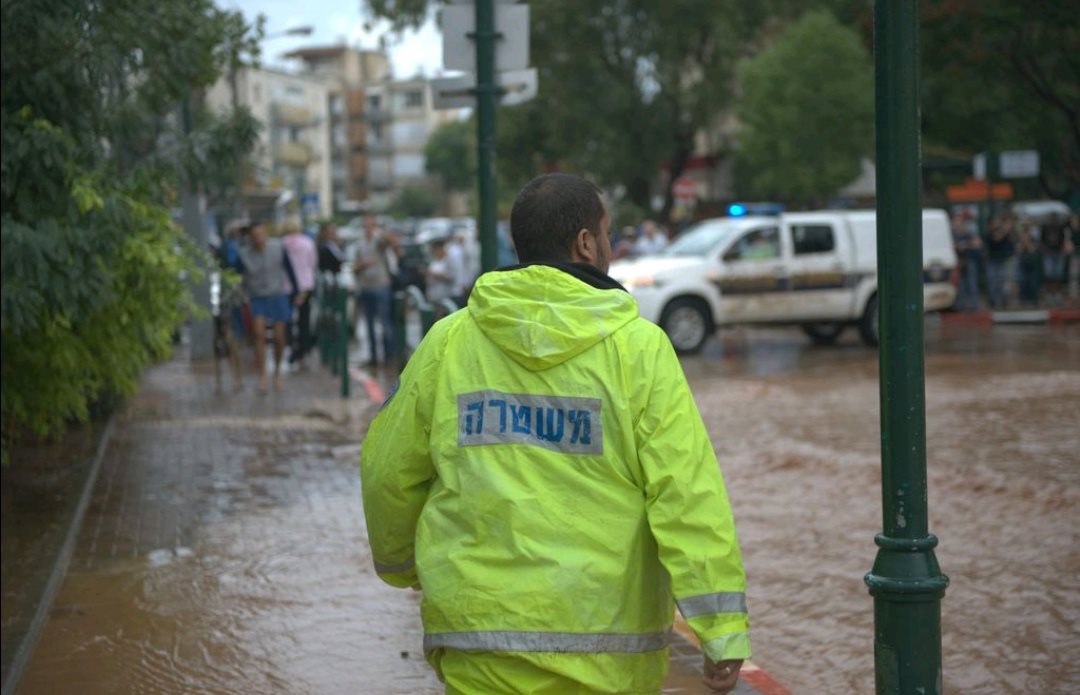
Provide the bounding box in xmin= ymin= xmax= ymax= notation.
xmin=635 ymin=330 xmax=751 ymax=662
xmin=359 ymin=324 xmax=443 ymax=588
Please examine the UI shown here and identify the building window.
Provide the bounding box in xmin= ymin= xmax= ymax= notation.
xmin=394 ymin=90 xmax=423 ymax=111
xmin=367 ymin=94 xmax=382 ymax=110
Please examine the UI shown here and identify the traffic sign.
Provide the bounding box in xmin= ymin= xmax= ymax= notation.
xmin=999 ymin=150 xmax=1039 ymax=178
xmin=432 ymin=68 xmax=538 ymax=110
xmin=672 ymin=176 xmax=696 ymax=201
xmin=442 ymin=3 xmax=529 ymax=72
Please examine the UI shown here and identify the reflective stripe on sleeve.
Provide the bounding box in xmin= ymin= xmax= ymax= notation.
xmin=424 ymin=629 xmax=671 ymax=653
xmin=373 ymin=555 xmax=415 ymax=574
xmin=676 ymin=591 xmax=747 ymax=618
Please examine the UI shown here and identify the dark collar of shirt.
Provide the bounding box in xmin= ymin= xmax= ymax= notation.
xmin=493 ymin=261 xmax=628 ymax=293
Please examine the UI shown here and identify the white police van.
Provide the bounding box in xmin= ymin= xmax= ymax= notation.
xmin=610 ymin=209 xmax=957 ymax=353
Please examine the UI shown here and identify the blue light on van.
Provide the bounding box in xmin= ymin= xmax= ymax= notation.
xmin=728 ymin=203 xmax=747 ymax=217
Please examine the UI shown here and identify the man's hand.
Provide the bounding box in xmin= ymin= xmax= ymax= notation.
xmin=703 ymin=658 xmax=743 ymax=694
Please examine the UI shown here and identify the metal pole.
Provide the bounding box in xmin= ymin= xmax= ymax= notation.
xmin=474 ymin=0 xmax=498 ymax=273
xmin=338 ymin=286 xmax=349 ymax=398
xmin=865 ymin=3 xmax=948 ymax=693
xmin=180 ymin=97 xmax=214 ymax=360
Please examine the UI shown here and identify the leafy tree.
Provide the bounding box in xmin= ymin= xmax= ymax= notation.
xmin=1 ymin=0 xmax=261 ymax=454
xmin=365 ymin=0 xmax=780 ymax=220
xmin=425 ymin=119 xmax=475 ymax=192
xmin=735 ymin=9 xmax=874 ymax=204
xmin=920 ymin=0 xmax=1079 ymax=199
xmin=388 ymin=184 xmax=440 ymax=218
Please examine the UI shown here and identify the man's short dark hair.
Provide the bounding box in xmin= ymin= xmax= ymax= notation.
xmin=510 ymin=173 xmax=605 ymax=263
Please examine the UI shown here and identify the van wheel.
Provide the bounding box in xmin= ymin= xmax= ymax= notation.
xmin=801 ymin=322 xmax=845 ymax=345
xmin=859 ymin=295 xmax=879 ymax=347
xmin=660 ymin=298 xmax=712 ymax=355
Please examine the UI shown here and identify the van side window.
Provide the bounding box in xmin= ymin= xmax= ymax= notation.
xmin=724 ymin=227 xmax=780 ymax=261
xmin=791 ymin=225 xmax=835 ymax=255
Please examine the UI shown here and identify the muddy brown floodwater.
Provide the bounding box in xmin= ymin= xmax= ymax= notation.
xmin=683 ymin=322 xmax=1080 ymax=693
xmin=11 ymin=320 xmax=1079 ymax=694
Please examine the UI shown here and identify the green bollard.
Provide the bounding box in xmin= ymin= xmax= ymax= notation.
xmin=339 ymin=285 xmax=349 ymax=398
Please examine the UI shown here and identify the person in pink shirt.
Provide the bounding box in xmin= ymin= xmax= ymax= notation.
xmin=281 ymin=217 xmax=318 ymax=365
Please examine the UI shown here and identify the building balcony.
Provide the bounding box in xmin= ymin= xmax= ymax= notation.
xmin=364 ymin=107 xmax=392 ymax=122
xmin=366 ymin=139 xmax=394 ymax=155
xmin=367 ymin=169 xmax=393 ymax=189
xmin=273 ymin=103 xmax=315 ymax=127
xmin=276 ymin=141 xmax=313 ymax=168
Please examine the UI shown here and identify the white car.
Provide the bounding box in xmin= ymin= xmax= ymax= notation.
xmin=609 ymin=210 xmax=957 ymax=354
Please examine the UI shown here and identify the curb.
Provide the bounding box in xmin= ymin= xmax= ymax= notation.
xmin=349 ymin=366 xmax=387 ymax=403
xmin=940 ymin=308 xmax=1080 ymax=325
xmin=672 ymin=615 xmax=792 ymax=695
xmin=0 ymin=415 xmax=117 ymax=695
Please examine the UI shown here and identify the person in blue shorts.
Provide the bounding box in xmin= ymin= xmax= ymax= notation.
xmin=238 ymin=221 xmax=298 ymax=392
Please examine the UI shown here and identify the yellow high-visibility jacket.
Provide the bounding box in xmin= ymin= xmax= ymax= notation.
xmin=361 ymin=263 xmax=749 ymax=693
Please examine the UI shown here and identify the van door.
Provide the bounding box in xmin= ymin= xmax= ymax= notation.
xmin=716 ymin=225 xmax=791 ymax=322
xmin=784 ymin=221 xmax=853 ymax=320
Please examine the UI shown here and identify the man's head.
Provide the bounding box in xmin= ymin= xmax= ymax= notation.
xmin=249 ymin=221 xmax=268 ymax=248
xmin=510 ymin=173 xmax=611 ymax=273
xmin=363 ymin=214 xmax=378 ymax=237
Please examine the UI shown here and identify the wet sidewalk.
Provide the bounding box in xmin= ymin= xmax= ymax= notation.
xmin=3 ymin=350 xmax=786 ymax=694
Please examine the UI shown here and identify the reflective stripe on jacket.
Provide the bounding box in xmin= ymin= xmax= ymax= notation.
xmin=360 ymin=263 xmax=750 ymax=691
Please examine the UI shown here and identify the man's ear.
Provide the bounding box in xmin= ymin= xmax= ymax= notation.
xmin=572 ymin=228 xmax=595 ymax=264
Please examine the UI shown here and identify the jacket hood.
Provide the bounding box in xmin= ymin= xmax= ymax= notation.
xmin=468 ymin=263 xmax=638 ymax=371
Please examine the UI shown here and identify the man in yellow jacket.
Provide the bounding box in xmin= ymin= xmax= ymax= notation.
xmin=361 ymin=173 xmax=749 ymax=694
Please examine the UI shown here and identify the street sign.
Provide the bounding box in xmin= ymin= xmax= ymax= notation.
xmin=672 ymin=176 xmax=696 ymax=201
xmin=442 ymin=4 xmax=529 ymax=72
xmin=432 ymin=68 xmax=538 ymax=110
xmin=999 ymin=150 xmax=1039 ymax=178
xmin=973 ymin=150 xmax=1040 ymax=179
xmin=946 ymin=177 xmax=1013 ymax=202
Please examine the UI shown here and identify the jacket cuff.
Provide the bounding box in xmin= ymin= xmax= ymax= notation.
xmin=701 ymin=631 xmax=751 ymax=662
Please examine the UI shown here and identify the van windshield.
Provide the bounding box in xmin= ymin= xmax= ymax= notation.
xmin=663 ymin=219 xmax=743 ymax=257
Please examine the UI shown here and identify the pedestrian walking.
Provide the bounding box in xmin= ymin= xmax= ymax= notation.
xmin=1067 ymin=211 xmax=1080 ymax=302
xmin=238 ymin=221 xmax=297 ymax=392
xmin=951 ymin=210 xmax=982 ymax=311
xmin=352 ymin=214 xmax=396 ymax=366
xmin=317 ymin=221 xmax=346 ymax=276
xmin=282 ymin=216 xmax=318 ymax=366
xmin=634 ymin=218 xmax=669 ymax=256
xmin=214 ymin=221 xmax=248 ymax=391
xmin=361 ymin=173 xmax=750 ymax=695
xmin=985 ymin=213 xmax=1015 ymax=309
xmin=424 ymin=237 xmax=457 ymax=315
xmin=1040 ymin=213 xmax=1069 ymax=306
xmin=1016 ymin=219 xmax=1042 ymax=306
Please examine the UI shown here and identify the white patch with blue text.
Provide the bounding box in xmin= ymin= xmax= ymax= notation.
xmin=457 ymin=390 xmax=602 ymax=454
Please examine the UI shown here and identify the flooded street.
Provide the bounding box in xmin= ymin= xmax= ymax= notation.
xmin=684 ymin=320 xmax=1080 ymax=693
xmin=11 ymin=319 xmax=1079 ymax=694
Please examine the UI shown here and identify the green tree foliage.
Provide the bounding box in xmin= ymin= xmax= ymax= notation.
xmin=425 ymin=119 xmax=475 ymax=192
xmin=388 ymin=184 xmax=440 ymax=218
xmin=366 ymin=0 xmax=778 ymax=219
xmin=1 ymin=0 xmax=261 ymax=452
xmin=735 ymin=9 xmax=873 ymax=204
xmin=920 ymin=0 xmax=1079 ymax=199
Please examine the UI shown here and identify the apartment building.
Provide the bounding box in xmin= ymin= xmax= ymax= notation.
xmin=205 ymin=66 xmax=333 ymax=219
xmin=284 ymin=46 xmax=390 ymax=213
xmin=364 ymin=78 xmax=459 ymax=211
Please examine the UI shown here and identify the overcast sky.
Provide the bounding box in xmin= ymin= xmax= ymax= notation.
xmin=225 ymin=0 xmax=444 ymax=78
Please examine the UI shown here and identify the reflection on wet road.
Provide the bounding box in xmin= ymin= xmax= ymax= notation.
xmin=14 ymin=319 xmax=1079 ymax=694
xmin=682 ymin=321 xmax=1079 ymax=693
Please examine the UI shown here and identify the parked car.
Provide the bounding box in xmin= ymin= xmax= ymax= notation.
xmin=609 ymin=209 xmax=958 ymax=353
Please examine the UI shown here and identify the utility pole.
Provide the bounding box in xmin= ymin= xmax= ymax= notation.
xmin=474 ymin=0 xmax=499 ymax=273
xmin=180 ymin=95 xmax=214 ymax=360
xmin=865 ymin=3 xmax=949 ymax=693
